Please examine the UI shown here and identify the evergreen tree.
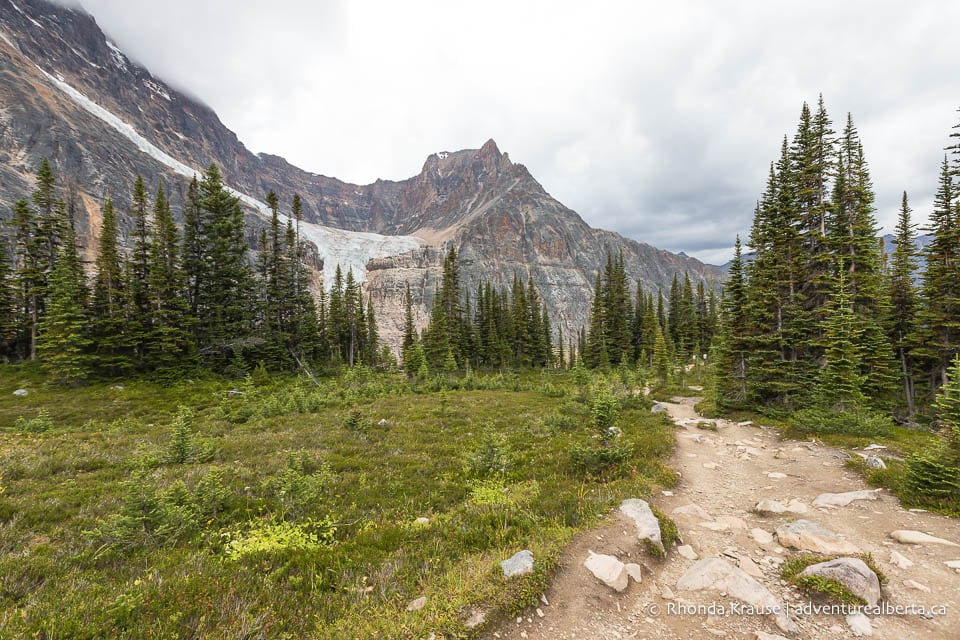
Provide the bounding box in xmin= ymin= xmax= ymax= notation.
xmin=714 ymin=237 xmax=750 ymax=406
xmin=365 ymin=295 xmax=379 ymax=367
xmin=91 ymin=198 xmax=134 ymax=375
xmin=585 ymin=271 xmax=607 ymax=368
xmin=0 ymin=231 xmax=14 ymax=358
xmin=401 ymin=283 xmax=417 ymax=370
xmin=37 ymin=223 xmax=89 ymax=385
xmin=129 ymin=175 xmax=152 ymax=365
xmin=888 ymin=191 xmax=919 ymax=417
xmin=11 ymin=198 xmax=41 ymax=360
xmin=816 ymin=267 xmax=865 ymax=411
xmin=146 ymin=185 xmax=194 ymax=374
xmin=182 ymin=177 xmax=205 ymax=322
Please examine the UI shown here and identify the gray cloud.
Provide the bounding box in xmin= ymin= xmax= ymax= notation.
xmin=71 ymin=0 xmax=960 ymax=264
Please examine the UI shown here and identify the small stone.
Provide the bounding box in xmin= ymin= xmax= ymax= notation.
xmin=751 ymin=528 xmax=774 ymax=545
xmin=661 ymin=490 xmax=674 ymax=497
xmin=864 ymin=456 xmax=886 ymax=469
xmin=890 ymin=530 xmax=959 ymax=546
xmin=738 ymin=421 xmax=754 ymax=427
xmin=944 ymin=560 xmax=960 ymax=570
xmin=111 ymin=384 xmax=125 ymax=390
xmin=377 ymin=418 xmax=389 ymax=426
xmin=624 ymin=563 xmax=642 ymax=583
xmin=904 ymin=579 xmax=931 ymax=593
xmin=889 ymin=550 xmax=913 ymax=569
xmin=406 ymin=596 xmax=427 ymax=612
xmin=540 ymin=594 xmax=549 ymax=605
xmin=12 ymin=389 xmax=27 ymax=397
xmin=845 ymin=611 xmax=873 ymax=636
xmin=660 ymin=585 xmax=675 ymax=600
xmin=414 ymin=517 xmax=430 ymax=526
xmin=755 ymin=499 xmax=787 ymax=515
xmin=755 ymin=632 xmax=790 ymax=640
xmin=651 ymin=403 xmax=668 ymax=413
xmin=786 ymin=499 xmax=808 ymax=514
xmin=584 ymin=551 xmax=629 ymax=592
xmin=677 ymin=545 xmax=699 ymax=560
xmin=703 ymin=462 xmax=719 ymax=470
xmin=767 ymin=472 xmax=788 ymax=479
xmin=863 ymin=444 xmax=887 ymax=451
xmin=536 ymin=607 xmax=545 ymax=618
xmin=501 ymin=550 xmax=534 ymax=577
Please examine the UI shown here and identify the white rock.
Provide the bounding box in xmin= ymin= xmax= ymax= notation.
xmin=703 ymin=462 xmax=720 ymax=470
xmin=767 ymin=472 xmax=788 ymax=479
xmin=863 ymin=444 xmax=887 ymax=451
xmin=945 ymin=560 xmax=960 ymax=570
xmin=676 ymin=557 xmax=797 ymax=634
xmin=624 ymin=563 xmax=643 ymax=583
xmin=661 ymin=490 xmax=674 ymax=497
xmin=786 ymin=499 xmax=808 ymax=514
xmin=751 ymin=528 xmax=775 ymax=545
xmin=620 ymin=499 xmax=663 ymax=551
xmin=738 ymin=421 xmax=754 ymax=427
xmin=584 ymin=551 xmax=629 ymax=592
xmin=754 ymin=632 xmax=789 ymax=640
xmin=673 ymin=503 xmax=713 ymax=520
xmin=890 ymin=530 xmax=960 ymax=547
xmin=464 ymin=608 xmax=486 ymax=628
xmin=501 ymin=550 xmax=534 ymax=577
xmin=864 ymin=456 xmax=886 ymax=470
xmin=660 ymin=585 xmax=675 ymax=600
xmin=755 ymin=499 xmax=787 ymax=515
xmin=845 ymin=611 xmax=873 ymax=636
xmin=813 ymin=489 xmax=881 ymax=508
xmin=414 ymin=517 xmax=430 ymax=526
xmin=536 ymin=607 xmax=545 ymax=618
xmin=677 ymin=545 xmax=699 ymax=560
xmin=776 ymin=520 xmax=861 ymax=555
xmin=904 ymin=579 xmax=931 ymax=593
xmin=406 ymin=596 xmax=427 ymax=611
xmin=889 ymin=550 xmax=914 ymax=569
xmin=12 ymin=389 xmax=27 ymax=397
xmin=800 ymin=558 xmax=881 ymax=606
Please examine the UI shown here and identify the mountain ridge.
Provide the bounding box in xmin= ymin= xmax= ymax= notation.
xmin=0 ymin=0 xmax=724 ymax=348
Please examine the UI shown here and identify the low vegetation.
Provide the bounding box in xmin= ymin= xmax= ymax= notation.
xmin=781 ymin=553 xmax=887 ymax=606
xmin=0 ymin=365 xmax=675 ymax=639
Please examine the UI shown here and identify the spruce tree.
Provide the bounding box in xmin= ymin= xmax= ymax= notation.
xmin=888 ymin=191 xmax=919 ymax=417
xmin=714 ymin=237 xmax=750 ymax=407
xmin=129 ymin=175 xmax=152 ymax=365
xmin=815 ymin=266 xmax=865 ymax=412
xmin=91 ymin=198 xmax=134 ymax=375
xmin=0 ymin=231 xmax=17 ymax=359
xmin=37 ymin=223 xmax=89 ymax=385
xmin=11 ymin=198 xmax=42 ymax=360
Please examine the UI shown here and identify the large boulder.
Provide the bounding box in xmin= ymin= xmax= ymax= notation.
xmin=800 ymin=557 xmax=881 ymax=606
xmin=775 ymin=520 xmax=861 ymax=555
xmin=677 ymin=557 xmax=798 ymax=634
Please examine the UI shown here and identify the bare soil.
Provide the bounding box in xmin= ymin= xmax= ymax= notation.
xmin=487 ymin=397 xmax=960 ymax=639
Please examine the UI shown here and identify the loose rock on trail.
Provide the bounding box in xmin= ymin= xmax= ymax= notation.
xmin=488 ymin=396 xmax=960 ymax=639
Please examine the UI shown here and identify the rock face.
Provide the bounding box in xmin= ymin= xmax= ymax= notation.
xmin=676 ymin=558 xmax=798 ymax=634
xmin=775 ymin=520 xmax=861 ymax=555
xmin=800 ymin=558 xmax=882 ymax=606
xmin=0 ymin=0 xmax=725 ymax=350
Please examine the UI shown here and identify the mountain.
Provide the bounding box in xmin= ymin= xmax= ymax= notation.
xmin=0 ymin=0 xmax=724 ymax=348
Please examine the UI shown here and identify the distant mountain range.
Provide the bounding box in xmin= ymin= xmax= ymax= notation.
xmin=0 ymin=0 xmax=724 ymax=347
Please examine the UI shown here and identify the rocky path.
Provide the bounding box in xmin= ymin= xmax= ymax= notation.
xmin=488 ymin=397 xmax=960 ymax=639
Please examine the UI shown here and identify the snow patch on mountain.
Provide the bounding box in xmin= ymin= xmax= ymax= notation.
xmin=9 ymin=0 xmax=43 ymax=29
xmin=37 ymin=66 xmax=421 ymax=286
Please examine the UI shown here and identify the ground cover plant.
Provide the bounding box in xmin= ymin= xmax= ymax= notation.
xmin=0 ymin=365 xmax=674 ymax=639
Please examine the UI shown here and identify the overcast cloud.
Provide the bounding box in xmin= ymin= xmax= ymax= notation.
xmin=69 ymin=0 xmax=960 ymax=264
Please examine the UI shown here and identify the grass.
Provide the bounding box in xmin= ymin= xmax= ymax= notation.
xmin=0 ymin=364 xmax=675 ymax=639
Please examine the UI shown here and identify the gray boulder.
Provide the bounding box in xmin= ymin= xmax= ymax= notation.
xmin=651 ymin=403 xmax=668 ymax=414
xmin=13 ymin=389 xmax=27 ymax=397
xmin=620 ymin=498 xmax=663 ymax=551
xmin=800 ymin=557 xmax=881 ymax=606
xmin=776 ymin=520 xmax=861 ymax=555
xmin=501 ymin=550 xmax=534 ymax=578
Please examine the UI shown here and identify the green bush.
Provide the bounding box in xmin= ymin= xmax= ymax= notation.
xmin=569 ymin=442 xmax=633 ymax=478
xmin=465 ymin=428 xmax=512 ymax=477
xmin=342 ymin=409 xmax=370 ymax=432
xmin=223 ymin=517 xmax=336 ymax=560
xmin=263 ymin=450 xmax=334 ymax=519
xmin=166 ymin=406 xmax=214 ymax=464
xmin=15 ymin=409 xmax=53 ymax=433
xmin=790 ymin=406 xmax=893 ymax=437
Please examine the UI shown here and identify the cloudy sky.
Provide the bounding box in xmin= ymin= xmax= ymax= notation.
xmin=71 ymin=0 xmax=960 ymax=264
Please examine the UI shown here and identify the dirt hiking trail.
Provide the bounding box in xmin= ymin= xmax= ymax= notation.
xmin=488 ymin=397 xmax=960 ymax=640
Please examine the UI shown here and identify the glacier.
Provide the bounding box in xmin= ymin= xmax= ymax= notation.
xmin=37 ymin=66 xmax=422 ymax=287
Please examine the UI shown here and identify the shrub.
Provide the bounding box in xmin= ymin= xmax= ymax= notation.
xmin=790 ymin=406 xmax=893 ymax=437
xmin=342 ymin=409 xmax=370 ymax=432
xmin=465 ymin=428 xmax=512 ymax=477
xmin=223 ymin=517 xmax=336 ymax=560
xmin=15 ymin=409 xmax=53 ymax=433
xmin=166 ymin=406 xmax=214 ymax=464
xmin=569 ymin=442 xmax=633 ymax=478
xmin=264 ymin=450 xmax=334 ymax=519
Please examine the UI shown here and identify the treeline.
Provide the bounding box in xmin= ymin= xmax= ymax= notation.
xmin=401 ymin=247 xmax=554 ymax=374
xmin=579 ymin=253 xmax=718 ymax=375
xmin=714 ymin=97 xmax=960 ymax=422
xmin=0 ymin=161 xmax=385 ymax=382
